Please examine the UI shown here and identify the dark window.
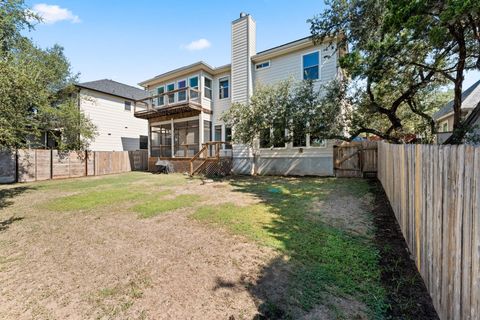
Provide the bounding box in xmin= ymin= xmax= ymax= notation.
xmin=310 ymin=135 xmax=326 ymax=147
xmin=139 ymin=135 xmax=148 ymax=149
xmin=219 ymin=78 xmax=229 ymax=99
xmin=124 ymin=101 xmax=131 ymax=111
xmin=214 ymin=125 xmax=222 ymax=141
xmin=189 ymin=76 xmax=199 ymax=99
xmin=225 ymin=126 xmax=232 ymax=149
xmin=259 ymin=121 xmax=286 ymax=148
xmin=303 ymin=51 xmax=320 ymax=80
xmin=204 ymin=77 xmax=212 ymax=99
xmin=204 ymin=120 xmax=212 ymax=142
xmin=178 ymin=80 xmax=187 ymax=101
xmin=157 ymin=86 xmax=165 ymax=106
xmin=167 ymin=83 xmax=175 ymax=103
xmin=293 ymin=121 xmax=307 ymax=147
xmin=255 ymin=61 xmax=270 ymax=70
xmin=259 ymin=128 xmax=271 ymax=148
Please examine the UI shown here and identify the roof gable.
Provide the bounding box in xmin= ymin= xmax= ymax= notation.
xmin=76 ymin=79 xmax=149 ymax=101
xmin=433 ymin=80 xmax=480 ymax=120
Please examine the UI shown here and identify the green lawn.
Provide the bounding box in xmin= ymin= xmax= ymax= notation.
xmin=192 ymin=177 xmax=387 ymax=318
xmin=0 ymin=172 xmax=386 ymax=319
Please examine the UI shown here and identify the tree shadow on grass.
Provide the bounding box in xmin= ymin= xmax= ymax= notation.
xmin=0 ymin=186 xmax=32 ymax=232
xmin=0 ymin=186 xmax=33 ymax=210
xmin=216 ymin=176 xmax=383 ymax=319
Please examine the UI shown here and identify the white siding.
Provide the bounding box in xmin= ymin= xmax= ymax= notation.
xmin=80 ymin=89 xmax=148 ymax=151
xmin=231 ymin=15 xmax=256 ymax=104
xmin=253 ymin=43 xmax=338 ymax=91
xmin=212 ymin=72 xmax=232 ymax=126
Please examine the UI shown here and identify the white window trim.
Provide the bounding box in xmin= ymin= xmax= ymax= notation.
xmin=218 ymin=76 xmax=230 ymax=100
xmin=255 ymin=60 xmax=271 ymax=70
xmin=301 ymin=50 xmax=321 ymax=81
xmin=204 ymin=76 xmax=213 ymax=101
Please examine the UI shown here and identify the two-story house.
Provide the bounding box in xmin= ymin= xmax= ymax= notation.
xmin=134 ymin=13 xmax=341 ymax=175
xmin=76 ymin=79 xmax=149 ymax=151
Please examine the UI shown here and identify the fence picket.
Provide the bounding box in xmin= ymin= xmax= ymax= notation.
xmin=378 ymin=142 xmax=480 ymax=320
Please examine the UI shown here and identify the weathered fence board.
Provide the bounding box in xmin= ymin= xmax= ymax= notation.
xmin=333 ymin=141 xmax=378 ymax=177
xmin=0 ymin=151 xmax=16 ymax=183
xmin=378 ymin=142 xmax=480 ymax=320
xmin=0 ymin=149 xmax=148 ymax=183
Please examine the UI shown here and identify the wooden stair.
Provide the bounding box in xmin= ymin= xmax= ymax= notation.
xmin=189 ymin=142 xmax=231 ymax=176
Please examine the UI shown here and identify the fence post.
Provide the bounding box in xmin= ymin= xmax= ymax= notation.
xmin=15 ymin=149 xmax=19 ymax=183
xmin=50 ymin=149 xmax=53 ymax=180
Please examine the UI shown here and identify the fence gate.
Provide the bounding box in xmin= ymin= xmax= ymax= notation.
xmin=333 ymin=142 xmax=378 ymax=178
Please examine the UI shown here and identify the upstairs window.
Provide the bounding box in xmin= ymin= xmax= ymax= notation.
xmin=124 ymin=101 xmax=131 ymax=111
xmin=219 ymin=77 xmax=229 ymax=99
xmin=157 ymin=86 xmax=165 ymax=106
xmin=255 ymin=61 xmax=270 ymax=70
xmin=189 ymin=76 xmax=199 ymax=99
xmin=225 ymin=127 xmax=232 ymax=149
xmin=167 ymin=83 xmax=175 ymax=103
xmin=178 ymin=80 xmax=187 ymax=101
xmin=303 ymin=51 xmax=320 ymax=80
xmin=204 ymin=77 xmax=212 ymax=99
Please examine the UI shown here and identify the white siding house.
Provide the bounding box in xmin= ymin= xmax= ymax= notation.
xmin=76 ymin=80 xmax=149 ymax=151
xmin=134 ymin=13 xmax=343 ymax=176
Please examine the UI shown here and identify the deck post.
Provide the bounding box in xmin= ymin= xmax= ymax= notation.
xmin=170 ymin=118 xmax=175 ymax=158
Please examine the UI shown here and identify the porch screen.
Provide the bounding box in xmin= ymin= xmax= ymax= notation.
xmin=174 ymin=120 xmax=199 ymax=157
xmin=150 ymin=124 xmax=172 ymax=157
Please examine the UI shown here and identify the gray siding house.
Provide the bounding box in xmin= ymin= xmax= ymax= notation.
xmin=433 ymin=80 xmax=480 ymax=144
xmin=76 ymin=80 xmax=149 ymax=151
xmin=134 ymin=13 xmax=342 ymax=175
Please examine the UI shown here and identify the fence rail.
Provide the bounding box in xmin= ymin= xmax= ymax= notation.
xmin=0 ymin=149 xmax=148 ymax=183
xmin=378 ymin=142 xmax=480 ymax=320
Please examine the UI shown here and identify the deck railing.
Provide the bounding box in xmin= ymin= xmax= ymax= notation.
xmin=134 ymin=86 xmax=202 ymax=114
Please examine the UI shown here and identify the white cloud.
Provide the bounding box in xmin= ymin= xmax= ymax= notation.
xmin=32 ymin=4 xmax=81 ymax=24
xmin=183 ymin=38 xmax=211 ymax=51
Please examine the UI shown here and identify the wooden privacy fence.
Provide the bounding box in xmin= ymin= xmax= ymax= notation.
xmin=333 ymin=141 xmax=378 ymax=177
xmin=0 ymin=149 xmax=148 ymax=183
xmin=378 ymin=142 xmax=480 ymax=320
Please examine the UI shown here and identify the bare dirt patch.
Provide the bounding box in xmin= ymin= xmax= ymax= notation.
xmin=309 ymin=193 xmax=374 ymax=238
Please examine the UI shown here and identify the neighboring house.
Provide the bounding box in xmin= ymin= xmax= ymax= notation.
xmin=433 ymin=80 xmax=480 ymax=144
xmin=134 ymin=13 xmax=342 ymax=175
xmin=76 ymin=79 xmax=149 ymax=151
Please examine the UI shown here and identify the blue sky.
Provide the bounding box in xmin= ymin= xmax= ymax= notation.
xmin=26 ymin=1 xmax=479 ymax=89
xmin=25 ymin=0 xmax=327 ymax=87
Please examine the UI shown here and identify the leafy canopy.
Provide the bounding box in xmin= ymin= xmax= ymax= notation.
xmin=221 ymin=80 xmax=344 ymax=147
xmin=309 ymin=0 xmax=480 ymax=143
xmin=0 ymin=0 xmax=97 ymax=150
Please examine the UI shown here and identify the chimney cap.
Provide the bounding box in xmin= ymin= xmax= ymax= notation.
xmin=240 ymin=12 xmax=248 ymax=18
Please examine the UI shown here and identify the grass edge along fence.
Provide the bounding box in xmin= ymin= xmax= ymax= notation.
xmin=0 ymin=149 xmax=148 ymax=183
xmin=378 ymin=142 xmax=480 ymax=320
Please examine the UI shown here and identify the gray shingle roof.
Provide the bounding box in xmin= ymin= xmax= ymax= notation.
xmin=433 ymin=80 xmax=480 ymax=120
xmin=76 ymin=79 xmax=149 ymax=101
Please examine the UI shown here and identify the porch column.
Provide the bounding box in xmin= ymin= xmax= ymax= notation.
xmin=170 ymin=118 xmax=174 ymax=158
xmin=147 ymin=123 xmax=151 ymax=158
xmin=199 ymin=111 xmax=204 ymax=149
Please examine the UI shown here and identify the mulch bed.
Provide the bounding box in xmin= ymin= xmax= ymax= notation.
xmin=370 ymin=180 xmax=439 ymax=319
